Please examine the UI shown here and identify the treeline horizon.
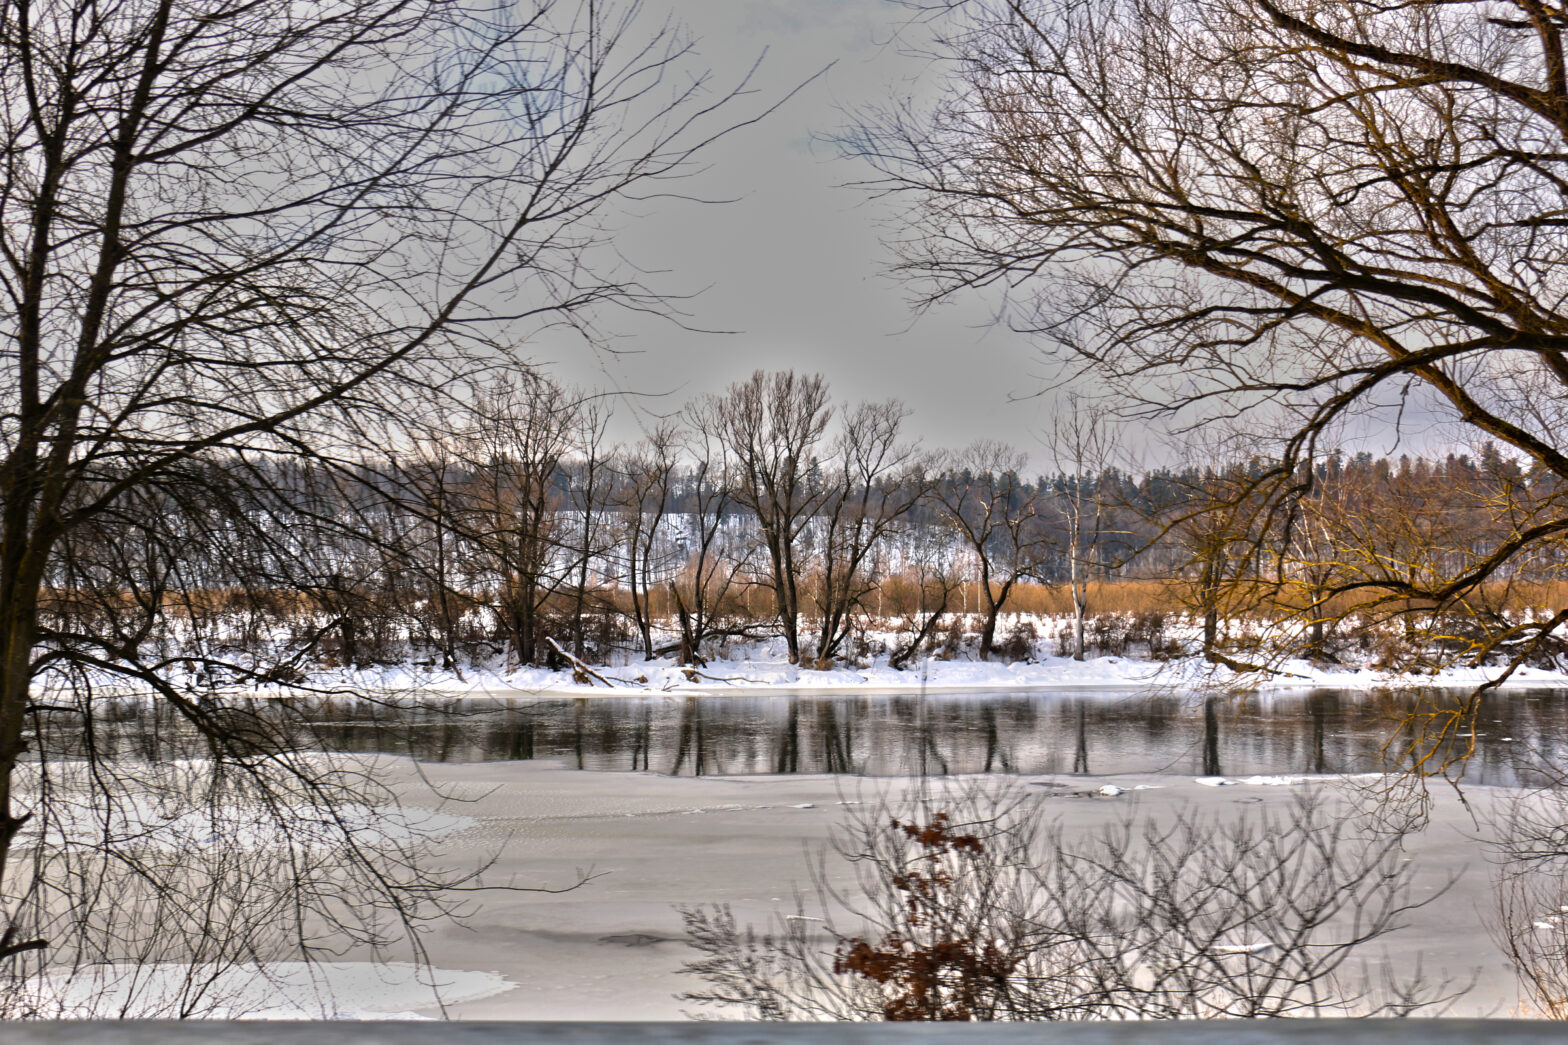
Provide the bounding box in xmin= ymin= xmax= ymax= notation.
xmin=42 ymin=370 xmax=1566 ymax=683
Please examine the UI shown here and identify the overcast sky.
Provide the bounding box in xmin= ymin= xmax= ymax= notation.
xmin=508 ymin=0 xmax=1496 ymax=475
xmin=525 ymin=0 xmax=1075 ymax=469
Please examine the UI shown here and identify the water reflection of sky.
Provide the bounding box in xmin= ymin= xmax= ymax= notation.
xmin=44 ymin=689 xmax=1568 ymax=787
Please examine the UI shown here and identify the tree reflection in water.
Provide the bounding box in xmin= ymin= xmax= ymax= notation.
xmin=29 ymin=689 xmax=1568 ymax=785
xmin=1203 ymin=696 xmax=1222 ymax=777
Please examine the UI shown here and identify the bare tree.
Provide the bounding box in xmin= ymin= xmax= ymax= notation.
xmin=1043 ymin=396 xmax=1119 ymax=662
xmin=615 ymin=423 xmax=682 ymax=660
xmin=857 ymin=0 xmax=1568 ymax=677
xmin=810 ymin=401 xmax=926 ymax=664
xmin=887 ymin=525 xmax=966 ymax=672
xmin=927 ymin=442 xmax=1048 ymax=660
xmin=2 ymin=455 xmax=534 ymax=1015
xmin=455 ymin=375 xmax=579 ymax=669
xmin=564 ymin=397 xmax=614 ymax=661
xmin=391 ymin=426 xmax=476 ymax=676
xmin=1168 ymin=465 xmax=1266 ymax=666
xmin=3 ymin=740 xmax=483 ymax=1018
xmin=1489 ymin=782 xmax=1568 ymax=1019
xmin=681 ymin=780 xmax=1458 ymax=1020
xmin=709 ymin=371 xmax=834 ymax=665
xmin=0 ymin=0 xmax=755 ymax=992
xmin=1280 ymin=458 xmax=1357 ymax=664
xmin=674 ymin=398 xmax=751 ymax=665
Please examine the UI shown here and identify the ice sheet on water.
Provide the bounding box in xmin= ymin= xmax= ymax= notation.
xmin=35 ymin=961 xmax=514 ymax=1019
xmin=14 ymin=792 xmax=474 ymax=853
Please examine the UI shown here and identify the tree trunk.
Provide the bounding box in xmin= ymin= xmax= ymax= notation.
xmin=1072 ymin=588 xmax=1087 ymax=662
xmin=979 ymin=602 xmax=1000 ymax=661
xmin=1202 ymin=696 xmax=1221 ymax=776
xmin=340 ymin=615 xmax=359 ymax=668
xmin=0 ymin=556 xmax=47 ymax=960
xmin=1200 ymin=555 xmax=1222 ymax=661
xmin=669 ymin=582 xmax=705 ymax=667
xmin=890 ymin=595 xmax=950 ymax=671
xmin=774 ymin=533 xmax=800 ymax=665
xmin=571 ymin=564 xmax=588 ymax=661
xmin=630 ymin=548 xmax=654 ymax=659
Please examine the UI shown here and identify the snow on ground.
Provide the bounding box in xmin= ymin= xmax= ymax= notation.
xmin=45 ymin=612 xmax=1568 ymax=703
xmin=37 ymin=961 xmax=513 ymax=1019
xmin=297 ymin=643 xmax=1568 ymax=702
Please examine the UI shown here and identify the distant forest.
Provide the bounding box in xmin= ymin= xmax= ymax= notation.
xmin=43 ymin=371 xmax=1562 ymax=682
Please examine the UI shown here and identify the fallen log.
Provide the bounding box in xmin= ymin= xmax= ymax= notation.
xmin=545 ymin=636 xmax=616 ymax=688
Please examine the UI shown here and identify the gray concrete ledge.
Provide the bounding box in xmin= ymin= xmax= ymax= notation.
xmin=0 ymin=1021 xmax=1560 ymax=1044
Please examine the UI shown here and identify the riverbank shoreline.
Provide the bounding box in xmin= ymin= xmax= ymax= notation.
xmin=290 ymin=650 xmax=1568 ymax=701
xmin=65 ymin=649 xmax=1567 ymax=704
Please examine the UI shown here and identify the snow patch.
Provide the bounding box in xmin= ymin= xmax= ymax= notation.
xmin=1213 ymin=942 xmax=1277 ymax=955
xmin=1197 ymin=775 xmax=1313 ymax=788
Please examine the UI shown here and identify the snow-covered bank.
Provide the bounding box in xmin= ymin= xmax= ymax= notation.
xmin=59 ymin=610 xmax=1568 ymax=702
xmin=291 ymin=646 xmax=1568 ymax=701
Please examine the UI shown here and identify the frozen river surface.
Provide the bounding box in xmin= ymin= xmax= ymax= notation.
xmin=31 ymin=687 xmax=1568 ymax=1018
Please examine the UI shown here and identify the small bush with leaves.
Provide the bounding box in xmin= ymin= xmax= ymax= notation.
xmin=679 ymin=781 xmax=1461 ymax=1021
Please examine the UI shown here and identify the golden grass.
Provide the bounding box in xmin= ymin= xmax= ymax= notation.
xmin=49 ymin=571 xmax=1568 ymax=631
xmin=848 ymin=577 xmax=1182 ymax=619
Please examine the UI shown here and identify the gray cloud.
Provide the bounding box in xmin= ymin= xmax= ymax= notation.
xmin=528 ymin=0 xmax=1075 ymax=468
